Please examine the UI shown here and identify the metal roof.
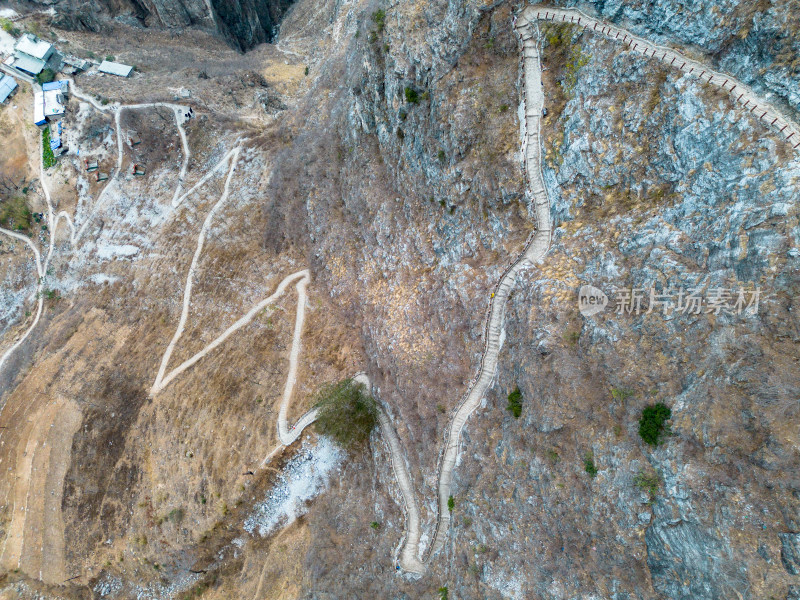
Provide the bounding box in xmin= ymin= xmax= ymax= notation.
xmin=0 ymin=74 xmax=17 ymax=103
xmin=10 ymin=53 xmax=46 ymax=75
xmin=42 ymin=80 xmax=68 ymax=92
xmin=98 ymin=60 xmax=133 ymax=77
xmin=15 ymin=34 xmax=52 ymax=60
xmin=33 ymin=91 xmax=45 ymax=125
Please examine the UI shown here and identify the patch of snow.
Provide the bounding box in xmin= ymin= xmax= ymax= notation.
xmin=244 ymin=437 xmax=343 ymax=537
xmin=0 ymin=8 xmax=18 ymax=18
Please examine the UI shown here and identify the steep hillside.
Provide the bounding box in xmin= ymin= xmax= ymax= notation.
xmin=0 ymin=0 xmax=799 ymax=599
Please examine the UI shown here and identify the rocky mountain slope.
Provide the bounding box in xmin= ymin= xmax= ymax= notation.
xmin=22 ymin=0 xmax=296 ymax=50
xmin=0 ymin=0 xmax=799 ymax=598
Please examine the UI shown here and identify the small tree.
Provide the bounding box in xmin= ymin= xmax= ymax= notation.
xmin=584 ymin=452 xmax=597 ymax=477
xmin=438 ymin=586 xmax=449 ymax=600
xmin=506 ymin=387 xmax=522 ymax=418
xmin=638 ymin=403 xmax=671 ymax=446
xmin=634 ymin=470 xmax=660 ymax=502
xmin=447 ymin=495 xmax=455 ymax=512
xmin=36 ymin=69 xmax=55 ymax=84
xmin=314 ymin=379 xmax=378 ymax=450
xmin=404 ymin=86 xmax=419 ymax=104
xmin=372 ymin=9 xmax=386 ymax=32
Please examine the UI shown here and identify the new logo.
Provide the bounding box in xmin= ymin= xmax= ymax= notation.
xmin=578 ymin=285 xmax=608 ymax=317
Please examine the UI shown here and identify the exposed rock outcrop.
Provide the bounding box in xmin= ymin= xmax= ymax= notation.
xmin=20 ymin=0 xmax=295 ymax=50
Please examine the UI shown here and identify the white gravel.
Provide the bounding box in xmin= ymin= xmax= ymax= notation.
xmin=244 ymin=436 xmax=343 ymax=537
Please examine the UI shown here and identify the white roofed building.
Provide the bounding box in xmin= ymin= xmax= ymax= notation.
xmin=10 ymin=34 xmax=53 ymax=75
xmin=15 ymin=34 xmax=53 ymax=61
xmin=33 ymin=91 xmax=46 ymax=126
xmin=98 ymin=60 xmax=133 ymax=77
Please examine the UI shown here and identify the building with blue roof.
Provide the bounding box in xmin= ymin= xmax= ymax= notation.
xmin=0 ymin=74 xmax=17 ymax=103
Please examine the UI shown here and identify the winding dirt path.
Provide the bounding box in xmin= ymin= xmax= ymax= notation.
xmin=0 ymin=81 xmax=191 ymax=376
xmin=4 ymin=3 xmax=800 ymax=582
xmin=0 ymin=84 xmax=192 ymax=579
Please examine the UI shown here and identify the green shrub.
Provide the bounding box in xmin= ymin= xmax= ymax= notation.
xmin=370 ymin=521 xmax=380 ymax=530
xmin=506 ymin=387 xmax=522 ymax=418
xmin=35 ymin=69 xmax=55 ymax=84
xmin=438 ymin=586 xmax=449 ymax=600
xmin=168 ymin=507 xmax=185 ymax=523
xmin=0 ymin=17 xmax=20 ymax=36
xmin=404 ymin=86 xmax=419 ymax=104
xmin=106 ymin=55 xmax=115 ymax=61
xmin=372 ymin=9 xmax=386 ymax=32
xmin=611 ymin=388 xmax=634 ymax=402
xmin=634 ymin=470 xmax=660 ymax=502
xmin=314 ymin=378 xmax=378 ymax=450
xmin=638 ymin=403 xmax=671 ymax=447
xmin=437 ymin=149 xmax=446 ymax=163
xmin=304 ymin=65 xmax=309 ymax=76
xmin=584 ymin=452 xmax=597 ymax=477
xmin=42 ymin=128 xmax=57 ymax=169
xmin=447 ymin=495 xmax=455 ymax=512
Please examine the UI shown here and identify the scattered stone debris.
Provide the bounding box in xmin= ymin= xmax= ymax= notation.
xmin=244 ymin=437 xmax=342 ymax=538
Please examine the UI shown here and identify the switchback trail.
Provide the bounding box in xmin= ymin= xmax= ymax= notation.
xmin=0 ymin=81 xmax=191 ymax=376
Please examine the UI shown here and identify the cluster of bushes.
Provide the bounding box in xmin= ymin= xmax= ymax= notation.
xmin=638 ymin=402 xmax=671 ymax=446
xmin=634 ymin=470 xmax=660 ymax=502
xmin=0 ymin=17 xmax=20 ymax=36
xmin=35 ymin=68 xmax=55 ymax=84
xmin=506 ymin=387 xmax=523 ymax=418
xmin=583 ymin=451 xmax=598 ymax=477
xmin=372 ymin=9 xmax=386 ymax=32
xmin=366 ymin=9 xmax=386 ymax=44
xmin=314 ymin=378 xmax=378 ymax=450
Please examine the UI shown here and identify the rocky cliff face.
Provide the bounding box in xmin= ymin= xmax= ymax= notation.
xmin=19 ymin=0 xmax=295 ymax=50
xmin=266 ymin=0 xmax=800 ymax=598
